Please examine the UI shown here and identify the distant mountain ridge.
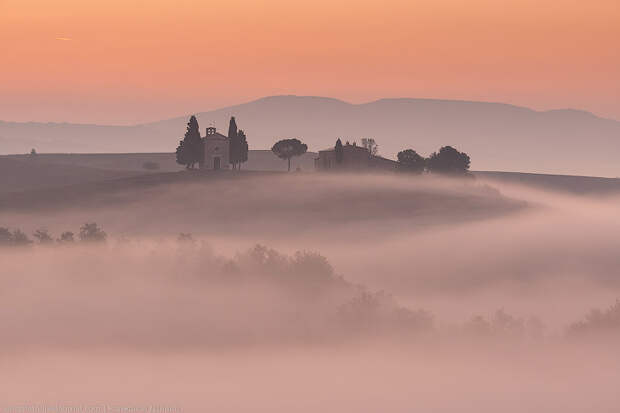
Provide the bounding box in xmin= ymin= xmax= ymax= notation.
xmin=1 ymin=95 xmax=619 ymax=176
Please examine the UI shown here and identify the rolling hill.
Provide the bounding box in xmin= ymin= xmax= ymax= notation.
xmin=0 ymin=157 xmax=141 ymax=194
xmin=2 ymin=95 xmax=619 ymax=176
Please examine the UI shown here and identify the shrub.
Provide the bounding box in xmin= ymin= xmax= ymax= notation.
xmin=33 ymin=228 xmax=54 ymax=244
xmin=427 ymin=146 xmax=470 ymax=174
xmin=57 ymin=231 xmax=75 ymax=243
xmin=79 ymin=222 xmax=107 ymax=243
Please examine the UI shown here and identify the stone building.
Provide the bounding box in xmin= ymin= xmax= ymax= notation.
xmin=202 ymin=126 xmax=229 ymax=170
xmin=315 ymin=142 xmax=398 ymax=171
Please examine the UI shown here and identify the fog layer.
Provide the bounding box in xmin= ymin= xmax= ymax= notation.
xmin=1 ymin=173 xmax=619 ymax=411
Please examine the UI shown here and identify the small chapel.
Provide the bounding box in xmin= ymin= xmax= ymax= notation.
xmin=202 ymin=126 xmax=230 ymax=170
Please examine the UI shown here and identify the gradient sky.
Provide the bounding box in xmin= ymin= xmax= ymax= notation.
xmin=1 ymin=0 xmax=618 ymax=124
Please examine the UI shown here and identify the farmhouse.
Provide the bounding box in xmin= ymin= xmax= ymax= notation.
xmin=202 ymin=126 xmax=229 ymax=170
xmin=315 ymin=142 xmax=398 ymax=171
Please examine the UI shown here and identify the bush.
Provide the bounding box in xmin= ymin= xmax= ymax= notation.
xmin=427 ymin=146 xmax=470 ymax=174
xmin=338 ymin=290 xmax=433 ymax=333
xmin=568 ymin=300 xmax=620 ymax=336
xmin=0 ymin=227 xmax=32 ymax=247
xmin=33 ymin=228 xmax=53 ymax=244
xmin=397 ymin=149 xmax=426 ymax=173
xmin=79 ymin=222 xmax=107 ymax=243
xmin=57 ymin=231 xmax=75 ymax=243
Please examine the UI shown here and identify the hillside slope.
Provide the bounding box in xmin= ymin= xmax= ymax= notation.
xmin=0 ymin=157 xmax=141 ymax=194
xmin=2 ymin=150 xmax=317 ymax=173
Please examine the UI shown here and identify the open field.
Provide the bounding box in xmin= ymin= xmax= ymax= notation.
xmin=1 ymin=150 xmax=317 ymax=173
xmin=0 ymin=156 xmax=143 ymax=194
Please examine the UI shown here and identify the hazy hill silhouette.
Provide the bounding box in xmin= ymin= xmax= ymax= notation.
xmin=2 ymin=95 xmax=619 ymax=176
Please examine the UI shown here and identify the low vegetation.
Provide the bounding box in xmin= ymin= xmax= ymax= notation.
xmin=0 ymin=227 xmax=31 ymax=246
xmin=568 ymin=300 xmax=620 ymax=336
xmin=398 ymin=145 xmax=471 ymax=174
xmin=0 ymin=222 xmax=106 ymax=246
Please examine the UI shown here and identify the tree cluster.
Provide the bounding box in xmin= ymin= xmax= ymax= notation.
xmin=0 ymin=223 xmax=107 ymax=247
xmin=0 ymin=228 xmax=31 ymax=246
xmin=397 ymin=145 xmax=470 ymax=175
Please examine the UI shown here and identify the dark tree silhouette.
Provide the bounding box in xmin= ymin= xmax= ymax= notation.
xmin=176 ymin=115 xmax=203 ymax=169
xmin=228 ymin=116 xmax=238 ymax=142
xmin=188 ymin=115 xmax=204 ymax=168
xmin=30 ymin=148 xmax=37 ymax=157
xmin=568 ymin=299 xmax=620 ymax=336
xmin=335 ymin=138 xmax=344 ymax=164
xmin=57 ymin=231 xmax=75 ymax=243
xmin=177 ymin=233 xmax=194 ymax=243
xmin=271 ymin=138 xmax=308 ymax=171
xmin=12 ymin=229 xmax=31 ymax=246
xmin=79 ymin=222 xmax=107 ymax=243
xmin=228 ymin=116 xmax=240 ymax=169
xmin=0 ymin=228 xmax=33 ymax=246
xmin=397 ymin=149 xmax=426 ymax=173
xmin=175 ymin=140 xmax=189 ymax=166
xmin=228 ymin=117 xmax=249 ymax=170
xmin=0 ymin=227 xmax=13 ymax=246
xmin=426 ymin=146 xmax=470 ymax=174
xmin=33 ymin=228 xmax=53 ymax=244
xmin=237 ymin=129 xmax=249 ymax=169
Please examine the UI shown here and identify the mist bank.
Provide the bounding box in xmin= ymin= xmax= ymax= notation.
xmin=2 ymin=173 xmax=620 ymax=411
xmin=1 ymin=239 xmax=618 ymax=354
xmin=2 ymin=341 xmax=619 ymax=413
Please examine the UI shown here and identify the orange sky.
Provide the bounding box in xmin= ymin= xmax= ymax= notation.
xmin=1 ymin=0 xmax=618 ymax=124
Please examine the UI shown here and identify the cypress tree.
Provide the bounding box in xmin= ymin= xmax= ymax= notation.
xmin=175 ymin=140 xmax=188 ymax=168
xmin=335 ymin=138 xmax=344 ymax=164
xmin=228 ymin=116 xmax=239 ymax=169
xmin=237 ymin=129 xmax=249 ymax=169
xmin=176 ymin=115 xmax=202 ymax=169
xmin=177 ymin=115 xmax=202 ymax=168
